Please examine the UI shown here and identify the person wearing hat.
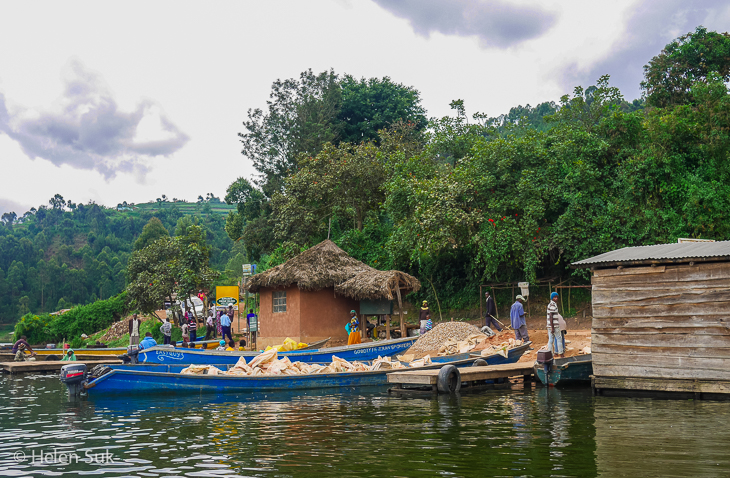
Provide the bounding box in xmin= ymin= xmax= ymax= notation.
xmin=510 ymin=295 xmax=529 ymax=342
xmin=484 ymin=292 xmax=502 ymax=332
xmin=346 ymin=310 xmax=361 ymax=345
xmin=216 ymin=340 xmax=226 ymax=351
xmin=419 ymin=300 xmax=431 ymax=324
xmin=547 ymin=292 xmax=564 ymax=358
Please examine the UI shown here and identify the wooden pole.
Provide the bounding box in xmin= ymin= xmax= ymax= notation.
xmin=479 ymin=285 xmax=483 ymax=323
xmin=360 ymin=314 xmax=365 ymax=341
xmin=395 ymin=285 xmax=405 ymax=338
xmin=386 ymin=314 xmax=391 ymax=340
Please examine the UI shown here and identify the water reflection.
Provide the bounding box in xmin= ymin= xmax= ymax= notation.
xmin=1 ymin=374 xmax=728 ymax=477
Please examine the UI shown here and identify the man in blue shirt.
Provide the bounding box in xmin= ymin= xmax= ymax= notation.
xmin=139 ymin=332 xmax=157 ymax=350
xmin=510 ymin=295 xmax=529 ymax=342
xmin=220 ymin=310 xmax=233 ymax=342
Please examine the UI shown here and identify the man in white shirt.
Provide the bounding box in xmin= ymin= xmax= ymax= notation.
xmin=128 ymin=313 xmax=141 ymax=346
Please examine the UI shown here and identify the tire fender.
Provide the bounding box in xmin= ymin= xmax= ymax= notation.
xmin=472 ymin=358 xmax=488 ymax=367
xmin=437 ymin=365 xmax=462 ymax=394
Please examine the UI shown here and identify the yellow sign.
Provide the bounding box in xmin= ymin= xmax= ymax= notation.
xmin=216 ymin=286 xmax=240 ymax=310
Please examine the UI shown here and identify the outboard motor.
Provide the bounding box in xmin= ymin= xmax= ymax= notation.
xmin=536 ymin=349 xmax=554 ymax=376
xmin=120 ymin=345 xmax=140 ymax=364
xmin=60 ymin=363 xmax=87 ymax=398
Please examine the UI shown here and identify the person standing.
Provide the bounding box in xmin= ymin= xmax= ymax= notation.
xmin=160 ymin=317 xmax=173 ymax=345
xmin=205 ymin=312 xmax=215 ymax=340
xmin=188 ymin=316 xmax=197 ymax=343
xmin=547 ymin=292 xmax=564 ymax=358
xmin=510 ymin=295 xmax=530 ymax=343
xmin=181 ymin=321 xmax=190 ymax=344
xmin=129 ymin=313 xmax=141 ymax=347
xmin=246 ymin=309 xmax=257 ymax=330
xmin=220 ymin=309 xmax=233 ymax=343
xmin=484 ymin=292 xmax=503 ymax=332
xmin=346 ymin=311 xmax=361 ymax=345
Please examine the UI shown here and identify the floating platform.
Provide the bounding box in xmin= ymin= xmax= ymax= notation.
xmin=0 ymin=360 xmax=122 ymax=375
xmin=387 ymin=363 xmax=534 ymax=393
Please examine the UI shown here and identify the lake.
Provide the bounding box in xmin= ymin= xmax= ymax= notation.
xmin=0 ymin=374 xmax=728 ymax=477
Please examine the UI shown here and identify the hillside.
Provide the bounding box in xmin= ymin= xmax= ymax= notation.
xmin=0 ymin=196 xmax=241 ymax=323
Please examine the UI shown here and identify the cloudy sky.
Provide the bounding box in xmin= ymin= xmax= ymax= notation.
xmin=1 ymin=0 xmax=728 ymax=215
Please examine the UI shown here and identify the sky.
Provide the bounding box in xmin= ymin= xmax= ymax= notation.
xmin=1 ymin=0 xmax=729 ymax=216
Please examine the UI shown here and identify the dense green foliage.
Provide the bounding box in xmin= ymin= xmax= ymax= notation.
xmin=13 ymin=293 xmax=130 ymax=346
xmin=228 ymin=28 xmax=730 ymax=311
xmin=0 ymin=198 xmax=236 ymax=323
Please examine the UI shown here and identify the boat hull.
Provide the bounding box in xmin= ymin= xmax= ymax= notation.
xmin=84 ymin=343 xmax=530 ymax=396
xmin=534 ymin=354 xmax=593 ymax=386
xmin=139 ymin=336 xmax=418 ymax=365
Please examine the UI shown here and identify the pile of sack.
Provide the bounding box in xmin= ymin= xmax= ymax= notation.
xmin=479 ymin=338 xmax=524 ymax=358
xmin=437 ymin=333 xmax=490 ymax=356
xmin=180 ymin=350 xmax=432 ymax=376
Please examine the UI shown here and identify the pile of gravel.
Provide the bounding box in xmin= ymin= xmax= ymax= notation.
xmin=407 ymin=321 xmax=482 ymax=354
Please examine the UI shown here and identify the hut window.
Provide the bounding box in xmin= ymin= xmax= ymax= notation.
xmin=273 ymin=290 xmax=287 ymax=313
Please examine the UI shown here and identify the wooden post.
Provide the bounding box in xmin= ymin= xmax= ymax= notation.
xmin=395 ymin=285 xmax=405 ymax=338
xmin=386 ymin=314 xmax=391 ymax=340
xmin=479 ymin=285 xmax=483 ymax=323
xmin=360 ymin=314 xmax=365 ymax=341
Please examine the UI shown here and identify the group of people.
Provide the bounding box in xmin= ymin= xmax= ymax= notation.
xmin=486 ymin=290 xmax=567 ymax=358
xmin=129 ymin=305 xmax=258 ymax=350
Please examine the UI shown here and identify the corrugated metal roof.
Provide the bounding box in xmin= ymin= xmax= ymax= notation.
xmin=572 ymin=241 xmax=730 ymax=268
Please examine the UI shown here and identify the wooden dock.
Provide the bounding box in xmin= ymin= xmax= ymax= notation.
xmin=387 ymin=363 xmax=534 ymax=393
xmin=0 ymin=360 xmax=122 ymax=375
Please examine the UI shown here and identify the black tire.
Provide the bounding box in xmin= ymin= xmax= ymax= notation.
xmin=472 ymin=359 xmax=488 ymax=367
xmin=45 ymin=355 xmax=60 ymax=361
xmin=437 ymin=365 xmax=462 ymax=394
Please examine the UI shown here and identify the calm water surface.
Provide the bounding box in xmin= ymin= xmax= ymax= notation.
xmin=0 ymin=374 xmax=728 ymax=477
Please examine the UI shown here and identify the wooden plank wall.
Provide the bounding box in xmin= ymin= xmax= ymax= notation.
xmin=592 ymin=262 xmax=730 ymax=382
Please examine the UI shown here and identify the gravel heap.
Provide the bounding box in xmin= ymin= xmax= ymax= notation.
xmin=406 ymin=321 xmax=483 ymax=354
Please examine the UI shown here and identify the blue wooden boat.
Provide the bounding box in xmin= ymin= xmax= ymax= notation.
xmin=81 ymin=343 xmax=531 ymax=396
xmin=534 ymin=354 xmax=592 ymax=386
xmin=138 ymin=336 xmax=418 ymax=365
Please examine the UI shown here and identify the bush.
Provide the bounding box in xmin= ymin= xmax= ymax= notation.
xmin=52 ymin=292 xmax=131 ymax=342
xmin=13 ymin=313 xmax=55 ymax=344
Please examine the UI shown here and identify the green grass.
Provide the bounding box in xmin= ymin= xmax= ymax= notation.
xmin=131 ymin=201 xmax=236 ymax=216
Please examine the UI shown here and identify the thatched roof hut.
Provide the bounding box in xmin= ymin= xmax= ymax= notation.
xmin=246 ymin=240 xmax=420 ymax=300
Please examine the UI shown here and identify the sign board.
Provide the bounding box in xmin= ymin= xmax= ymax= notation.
xmin=249 ymin=315 xmax=258 ymax=332
xmin=242 ymin=264 xmax=257 ymax=276
xmin=360 ymin=299 xmax=393 ymax=315
xmin=518 ymin=282 xmax=530 ymax=298
xmin=215 ymin=286 xmax=239 ymax=310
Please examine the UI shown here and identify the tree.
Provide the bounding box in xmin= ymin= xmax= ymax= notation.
xmin=225 ymin=177 xmax=265 ymax=222
xmin=338 ymin=75 xmax=428 ymax=144
xmin=1 ymin=211 xmax=16 ymax=225
xmin=127 ymin=226 xmax=218 ymax=321
xmin=133 ymin=217 xmax=169 ymax=251
xmin=642 ymin=26 xmax=730 ymax=108
xmin=239 ymin=69 xmax=342 ymax=196
xmin=271 ymin=141 xmax=388 ymax=245
xmin=49 ymin=194 xmax=66 ymax=210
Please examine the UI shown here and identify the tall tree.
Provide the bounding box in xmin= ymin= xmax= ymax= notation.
xmin=641 ymin=26 xmax=730 ymax=108
xmin=338 ymin=75 xmax=427 ymax=144
xmin=239 ymin=69 xmax=341 ymax=197
xmin=133 ymin=217 xmax=169 ymax=251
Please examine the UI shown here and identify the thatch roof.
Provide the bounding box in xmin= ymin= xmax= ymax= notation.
xmin=245 ymin=240 xmax=420 ymax=300
xmin=334 ymin=269 xmax=420 ymax=301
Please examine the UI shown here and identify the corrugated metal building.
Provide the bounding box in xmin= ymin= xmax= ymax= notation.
xmin=573 ymin=241 xmax=730 ymax=398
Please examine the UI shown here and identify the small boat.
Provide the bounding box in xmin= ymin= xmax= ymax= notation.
xmin=138 ymin=336 xmax=418 ymax=365
xmin=77 ymin=343 xmax=531 ymax=396
xmin=534 ymin=354 xmax=593 ymax=386
xmin=32 ymin=338 xmax=222 ymax=359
